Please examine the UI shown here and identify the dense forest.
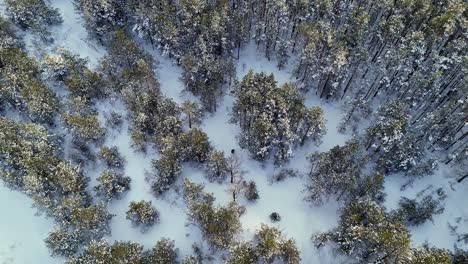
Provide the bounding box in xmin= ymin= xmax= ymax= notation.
xmin=0 ymin=0 xmax=467 ymax=263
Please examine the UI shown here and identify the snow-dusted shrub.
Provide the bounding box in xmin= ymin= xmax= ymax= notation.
xmin=145 ymin=238 xmax=178 ymax=264
xmin=183 ymin=179 xmax=242 ymax=250
xmin=62 ymin=113 xmax=106 ymax=143
xmin=5 ymin=0 xmax=62 ymax=30
xmin=98 ymin=146 xmax=125 ymax=169
xmin=126 ymin=200 xmax=159 ymax=233
xmin=94 ymin=170 xmax=131 ymax=200
xmin=204 ymin=150 xmax=229 ymax=183
xmin=45 ymin=228 xmax=82 ymax=257
xmin=226 ymin=242 xmax=257 ymax=264
xmin=255 ymin=224 xmax=300 ymax=263
xmin=396 ymin=195 xmax=444 ymax=226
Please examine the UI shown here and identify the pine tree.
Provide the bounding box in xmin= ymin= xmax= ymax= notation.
xmin=184 ymin=179 xmax=242 ymax=250
xmin=255 ymin=224 xmax=301 ymax=263
xmin=305 ymin=140 xmax=366 ymax=205
xmin=66 ymin=240 xmax=144 ymax=264
xmin=62 ymin=113 xmax=106 ymax=143
xmin=45 ymin=228 xmax=82 ymax=257
xmin=204 ymin=150 xmax=229 ymax=183
xmin=94 ymin=170 xmax=131 ymax=201
xmin=0 ymin=48 xmax=59 ymax=122
xmin=232 ymin=71 xmax=325 ymax=163
xmin=148 ymin=136 xmax=181 ymax=196
xmin=126 ymin=200 xmax=159 ymax=233
xmin=68 ymin=204 xmax=113 ymax=241
xmin=178 ymin=128 xmax=212 ymax=163
xmin=226 ymin=242 xmax=257 ymax=264
xmin=181 ymin=100 xmax=203 ymax=129
xmin=78 ymin=0 xmax=127 ymax=41
xmin=5 ymin=0 xmax=62 ymax=38
xmin=314 ymin=200 xmax=411 ymax=263
xmin=97 ymin=146 xmax=125 ymax=169
xmin=403 ymin=246 xmax=451 ymax=264
xmin=145 ymin=238 xmax=178 ymax=264
xmin=0 ymin=16 xmax=23 ymax=49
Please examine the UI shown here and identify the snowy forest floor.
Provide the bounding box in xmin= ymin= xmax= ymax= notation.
xmin=0 ymin=0 xmax=467 ymax=263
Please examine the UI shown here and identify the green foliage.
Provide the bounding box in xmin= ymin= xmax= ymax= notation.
xmin=79 ymin=0 xmax=126 ymax=40
xmin=226 ymin=242 xmax=258 ymax=264
xmin=255 ymin=224 xmax=282 ymax=262
xmin=0 ymin=118 xmax=91 ymax=213
xmin=5 ymin=0 xmax=62 ymax=31
xmin=98 ymin=146 xmax=125 ymax=169
xmin=255 ymin=224 xmax=301 ymax=263
xmin=315 ymin=200 xmax=411 ymax=263
xmin=0 ymin=48 xmax=59 ymax=121
xmin=403 ymin=246 xmax=451 ymax=264
xmin=396 ymin=194 xmax=444 ymax=226
xmin=66 ymin=240 xmax=143 ymax=264
xmin=95 ymin=170 xmax=131 ymax=201
xmin=69 ymin=204 xmax=113 ymax=240
xmin=204 ymin=150 xmax=229 ymax=183
xmin=62 ymin=113 xmax=105 ymax=142
xmin=232 ymin=71 xmax=326 ymax=163
xmin=45 ymin=228 xmax=82 ymax=257
xmin=149 ymin=136 xmax=182 ymax=196
xmin=126 ymin=200 xmax=159 ymax=233
xmin=181 ymin=100 xmax=203 ymax=128
xmin=0 ymin=16 xmax=22 ymax=49
xmin=42 ymin=48 xmax=88 ymax=82
xmin=145 ymin=238 xmax=178 ymax=264
xmin=178 ymin=128 xmax=212 ymax=163
xmin=306 ymin=140 xmax=367 ymax=204
xmin=184 ymin=179 xmax=242 ymax=250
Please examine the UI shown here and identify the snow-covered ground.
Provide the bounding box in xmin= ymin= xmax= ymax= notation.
xmin=385 ymin=164 xmax=468 ymax=249
xmin=0 ymin=0 xmax=467 ymax=263
xmin=0 ymin=185 xmax=60 ymax=264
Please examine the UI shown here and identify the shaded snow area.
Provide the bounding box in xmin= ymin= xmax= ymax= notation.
xmin=0 ymin=0 xmax=467 ymax=263
xmin=0 ymin=185 xmax=60 ymax=264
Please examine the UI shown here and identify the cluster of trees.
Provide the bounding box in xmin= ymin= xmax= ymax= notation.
xmin=232 ymin=71 xmax=326 ymax=163
xmin=1 ymin=0 xmax=467 ymax=262
xmin=305 ymin=140 xmax=385 ymax=205
xmin=65 ymin=238 xmax=178 ymax=264
xmin=183 ymin=178 xmax=242 ymax=250
xmin=77 ymin=0 xmax=237 ymax=111
xmin=4 ymin=0 xmax=62 ymax=39
xmin=0 ymin=11 xmax=123 ymax=260
xmin=0 ymin=19 xmax=58 ymax=123
xmin=226 ymin=224 xmax=300 ymax=264
xmin=314 ymin=199 xmax=452 ymax=264
xmin=184 ymin=178 xmax=299 ymax=263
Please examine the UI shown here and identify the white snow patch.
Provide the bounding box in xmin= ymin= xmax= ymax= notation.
xmin=0 ymin=184 xmax=60 ymax=264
